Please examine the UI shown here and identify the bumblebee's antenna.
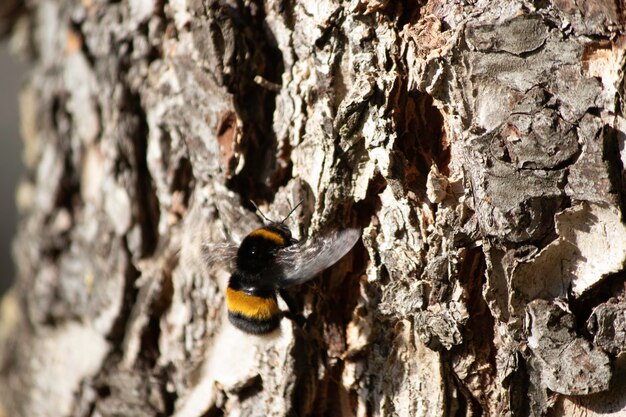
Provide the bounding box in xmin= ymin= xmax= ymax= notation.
xmin=250 ymin=200 xmax=273 ymax=223
xmin=281 ymin=200 xmax=303 ymax=224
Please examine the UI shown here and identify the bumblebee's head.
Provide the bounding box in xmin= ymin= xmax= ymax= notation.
xmin=236 ymin=224 xmax=296 ymax=273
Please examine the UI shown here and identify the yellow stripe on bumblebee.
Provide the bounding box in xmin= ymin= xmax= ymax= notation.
xmin=247 ymin=228 xmax=286 ymax=246
xmin=226 ymin=287 xmax=280 ymax=320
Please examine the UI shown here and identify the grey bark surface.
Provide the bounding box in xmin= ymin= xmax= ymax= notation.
xmin=1 ymin=1 xmax=625 ymax=416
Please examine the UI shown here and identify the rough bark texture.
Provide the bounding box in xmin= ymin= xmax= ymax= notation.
xmin=1 ymin=1 xmax=625 ymax=416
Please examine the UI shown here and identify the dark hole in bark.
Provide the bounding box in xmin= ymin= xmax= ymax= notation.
xmin=349 ymin=0 xmax=420 ymax=28
xmin=201 ymin=404 xmax=225 ymax=417
xmin=96 ymin=384 xmax=112 ymax=399
xmin=451 ymin=247 xmax=497 ymax=414
xmin=121 ymin=89 xmax=161 ymax=258
xmin=377 ymin=263 xmax=390 ymax=286
xmin=158 ymin=365 xmax=178 ymax=416
xmin=49 ymin=94 xmax=82 ymax=215
xmin=569 ymin=270 xmax=626 ymax=336
xmin=392 ymin=86 xmax=448 ymax=201
xmin=219 ymin=1 xmax=287 ymax=203
xmin=604 ymin=126 xmax=626 ymax=215
xmin=508 ymin=353 xmax=531 ymax=416
xmin=40 ymin=164 xmax=79 ymax=263
xmin=451 ymin=371 xmax=473 ymax=417
xmin=315 ymin=361 xmax=349 ymax=417
xmin=290 ymin=327 xmax=318 ymax=416
xmin=237 ymin=374 xmax=264 ymax=402
xmin=170 ymin=156 xmax=195 ymax=213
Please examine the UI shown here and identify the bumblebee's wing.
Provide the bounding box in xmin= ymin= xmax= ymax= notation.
xmin=200 ymin=241 xmax=238 ymax=271
xmin=265 ymin=228 xmax=361 ymax=288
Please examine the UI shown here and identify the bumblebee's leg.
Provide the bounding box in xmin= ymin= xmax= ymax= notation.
xmin=279 ymin=289 xmax=305 ymax=326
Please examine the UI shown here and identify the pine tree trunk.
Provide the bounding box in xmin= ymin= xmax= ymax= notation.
xmin=1 ymin=1 xmax=625 ymax=416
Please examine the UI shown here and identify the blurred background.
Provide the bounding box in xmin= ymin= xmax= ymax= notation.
xmin=0 ymin=42 xmax=25 ymax=296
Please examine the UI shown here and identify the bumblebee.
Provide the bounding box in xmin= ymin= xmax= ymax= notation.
xmin=204 ymin=206 xmax=360 ymax=334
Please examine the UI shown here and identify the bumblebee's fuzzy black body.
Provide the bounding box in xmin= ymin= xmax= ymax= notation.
xmin=226 ymin=225 xmax=294 ymax=334
xmin=235 ymin=224 xmax=295 ymax=282
xmin=221 ymin=221 xmax=360 ymax=335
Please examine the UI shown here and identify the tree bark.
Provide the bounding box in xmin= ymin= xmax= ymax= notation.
xmin=1 ymin=1 xmax=625 ymax=416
